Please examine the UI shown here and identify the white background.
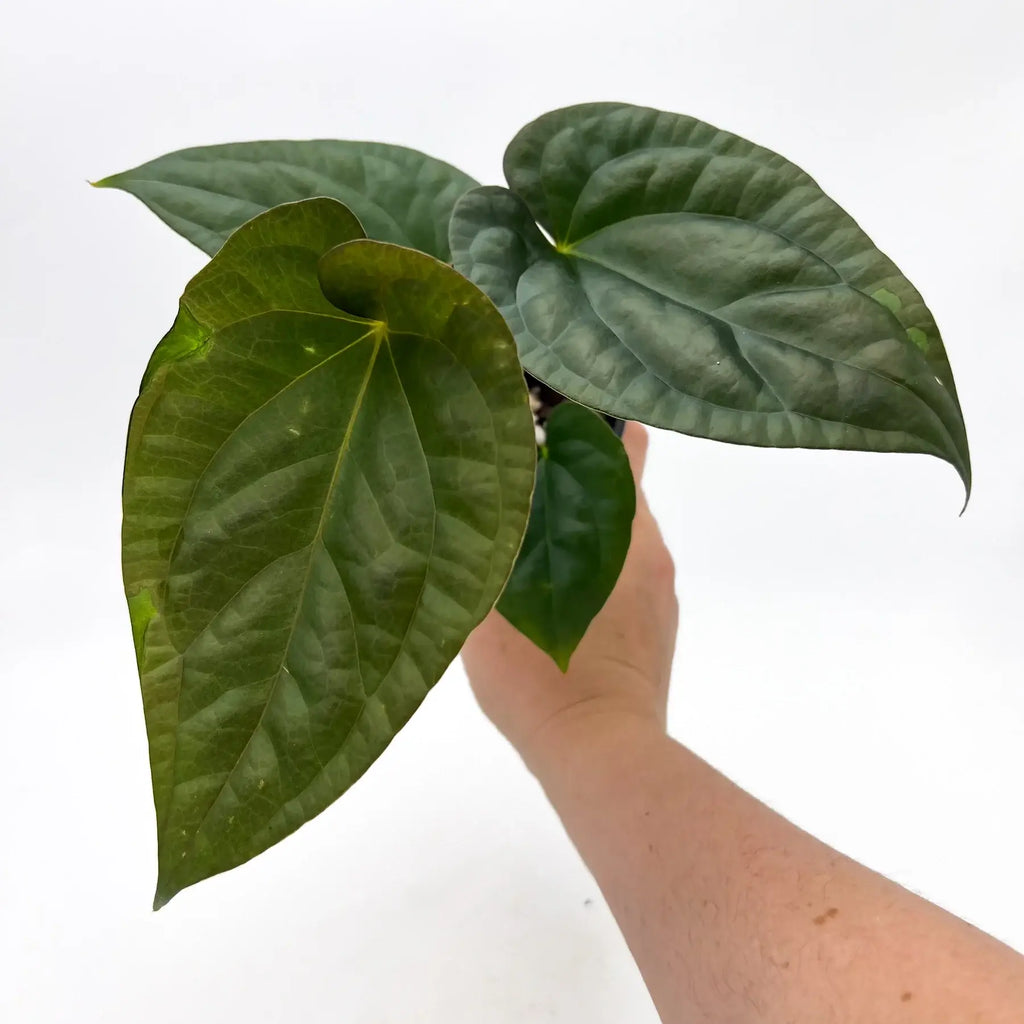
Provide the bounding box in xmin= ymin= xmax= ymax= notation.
xmin=2 ymin=1 xmax=1022 ymax=1020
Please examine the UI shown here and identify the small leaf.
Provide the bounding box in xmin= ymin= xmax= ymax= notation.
xmin=122 ymin=199 xmax=535 ymax=907
xmin=498 ymin=402 xmax=635 ymax=670
xmin=95 ymin=140 xmax=478 ymax=261
xmin=450 ymin=102 xmax=970 ymax=498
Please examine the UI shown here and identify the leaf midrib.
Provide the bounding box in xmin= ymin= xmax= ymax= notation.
xmin=146 ymin=312 xmax=372 ymax=826
xmin=118 ymin=143 xmax=479 ymax=258
xmin=567 ymin=247 xmax=963 ymax=464
xmin=134 ymin=308 xmax=378 ymax=842
xmin=122 ymin=175 xmax=413 ymax=252
xmin=171 ymin=328 xmax=385 ymax=871
xmin=134 ymin=309 xmax=374 ymax=606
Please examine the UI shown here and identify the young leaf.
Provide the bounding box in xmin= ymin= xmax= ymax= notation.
xmin=449 ymin=103 xmax=970 ymax=498
xmin=95 ymin=140 xmax=478 ymax=261
xmin=123 ymin=199 xmax=535 ymax=907
xmin=498 ymin=403 xmax=635 ymax=670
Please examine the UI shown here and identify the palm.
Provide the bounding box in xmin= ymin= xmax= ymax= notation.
xmin=461 ymin=424 xmax=678 ymax=763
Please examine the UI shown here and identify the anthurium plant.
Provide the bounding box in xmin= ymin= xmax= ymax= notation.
xmin=96 ymin=102 xmax=970 ymax=908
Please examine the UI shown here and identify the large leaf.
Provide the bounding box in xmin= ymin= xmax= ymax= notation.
xmin=95 ymin=140 xmax=478 ymax=261
xmin=450 ymin=102 xmax=970 ymax=497
xmin=123 ymin=198 xmax=535 ymax=907
xmin=498 ymin=402 xmax=635 ymax=670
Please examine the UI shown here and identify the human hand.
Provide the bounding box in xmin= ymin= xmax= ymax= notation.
xmin=461 ymin=422 xmax=679 ymax=774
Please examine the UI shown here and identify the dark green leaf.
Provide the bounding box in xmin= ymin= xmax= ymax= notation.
xmin=95 ymin=140 xmax=478 ymax=261
xmin=498 ymin=403 xmax=635 ymax=670
xmin=450 ymin=102 xmax=970 ymax=497
xmin=123 ymin=199 xmax=535 ymax=907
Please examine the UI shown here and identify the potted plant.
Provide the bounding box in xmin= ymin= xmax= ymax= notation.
xmin=95 ymin=101 xmax=970 ymax=908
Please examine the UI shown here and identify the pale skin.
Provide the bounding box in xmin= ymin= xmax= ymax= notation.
xmin=462 ymin=422 xmax=1024 ymax=1024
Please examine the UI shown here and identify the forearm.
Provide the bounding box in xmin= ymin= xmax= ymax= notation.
xmin=528 ymin=713 xmax=1024 ymax=1024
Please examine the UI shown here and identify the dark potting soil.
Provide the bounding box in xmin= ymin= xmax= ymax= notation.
xmin=525 ymin=372 xmax=625 ymax=438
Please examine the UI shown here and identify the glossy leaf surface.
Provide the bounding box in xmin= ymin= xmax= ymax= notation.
xmin=123 ymin=199 xmax=535 ymax=907
xmin=499 ymin=403 xmax=635 ymax=669
xmin=450 ymin=102 xmax=970 ymax=495
xmin=96 ymin=140 xmax=478 ymax=261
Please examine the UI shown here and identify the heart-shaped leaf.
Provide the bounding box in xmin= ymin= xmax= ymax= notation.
xmin=123 ymin=198 xmax=535 ymax=907
xmin=450 ymin=102 xmax=970 ymax=497
xmin=95 ymin=140 xmax=478 ymax=261
xmin=498 ymin=402 xmax=635 ymax=669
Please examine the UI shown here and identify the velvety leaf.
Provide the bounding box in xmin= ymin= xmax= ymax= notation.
xmin=95 ymin=140 xmax=478 ymax=261
xmin=123 ymin=199 xmax=535 ymax=907
xmin=450 ymin=102 xmax=970 ymax=497
xmin=498 ymin=403 xmax=635 ymax=670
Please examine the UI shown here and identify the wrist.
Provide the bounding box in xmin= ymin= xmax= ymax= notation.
xmin=521 ymin=703 xmax=668 ymax=789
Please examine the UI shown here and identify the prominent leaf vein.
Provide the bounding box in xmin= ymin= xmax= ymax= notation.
xmin=573 ymin=250 xmax=956 ymax=450
xmin=176 ymin=332 xmax=383 ymax=854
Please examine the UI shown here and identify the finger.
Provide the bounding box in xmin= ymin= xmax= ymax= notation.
xmin=621 ymin=421 xmax=649 ymax=486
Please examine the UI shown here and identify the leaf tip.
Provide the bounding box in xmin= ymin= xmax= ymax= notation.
xmin=152 ymin=858 xmax=189 ymax=910
xmin=152 ymin=885 xmax=175 ymax=912
xmin=952 ymin=448 xmax=971 ymax=516
xmin=958 ymin=479 xmax=971 ymax=517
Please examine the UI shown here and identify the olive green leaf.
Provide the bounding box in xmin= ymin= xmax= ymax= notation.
xmin=450 ymin=102 xmax=970 ymax=497
xmin=498 ymin=403 xmax=635 ymax=670
xmin=123 ymin=198 xmax=535 ymax=908
xmin=95 ymin=140 xmax=478 ymax=261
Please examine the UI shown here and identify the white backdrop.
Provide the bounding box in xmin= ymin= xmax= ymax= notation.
xmin=2 ymin=1 xmax=1022 ymax=1020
